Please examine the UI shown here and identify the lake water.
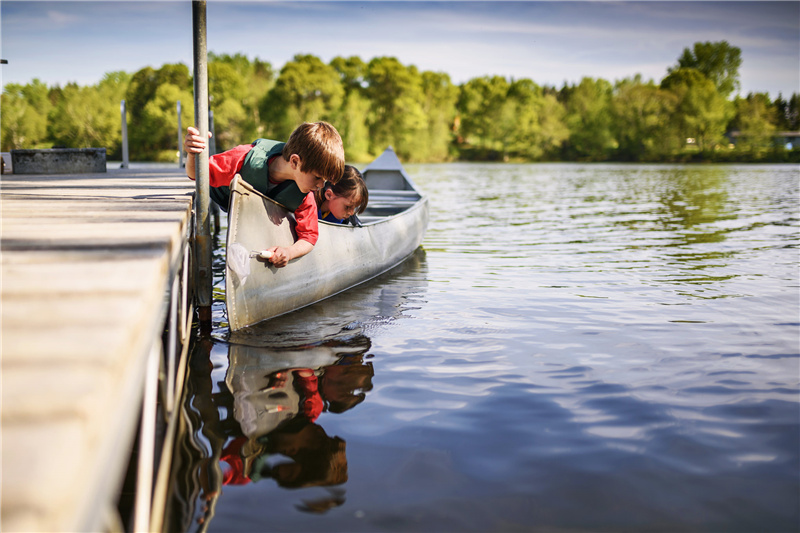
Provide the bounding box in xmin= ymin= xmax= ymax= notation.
xmin=164 ymin=163 xmax=799 ymax=532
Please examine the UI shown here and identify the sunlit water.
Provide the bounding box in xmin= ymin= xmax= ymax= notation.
xmin=165 ymin=163 xmax=799 ymax=532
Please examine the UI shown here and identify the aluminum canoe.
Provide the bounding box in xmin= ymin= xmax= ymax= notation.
xmin=225 ymin=146 xmax=429 ymax=330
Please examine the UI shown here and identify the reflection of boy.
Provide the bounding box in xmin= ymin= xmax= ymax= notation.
xmin=213 ymin=356 xmax=370 ymax=491
xmin=219 ymin=367 xmax=324 ymax=487
xmin=220 ymin=420 xmax=347 ymax=492
xmin=293 ymin=369 xmax=323 ymax=422
xmin=183 ymin=122 xmax=345 ymax=267
xmin=252 ymin=419 xmax=348 ymax=489
xmin=220 ymin=437 xmax=250 ymax=486
xmin=320 ymin=360 xmax=374 ymax=413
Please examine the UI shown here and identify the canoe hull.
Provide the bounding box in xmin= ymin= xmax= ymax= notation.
xmin=225 ymin=171 xmax=428 ymax=330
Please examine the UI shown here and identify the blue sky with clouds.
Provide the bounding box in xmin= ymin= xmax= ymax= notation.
xmin=2 ymin=1 xmax=799 ymax=98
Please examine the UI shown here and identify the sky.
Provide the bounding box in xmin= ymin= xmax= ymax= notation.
xmin=2 ymin=1 xmax=799 ymax=98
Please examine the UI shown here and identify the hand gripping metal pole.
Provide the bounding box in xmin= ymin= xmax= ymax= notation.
xmin=192 ymin=0 xmax=212 ymax=329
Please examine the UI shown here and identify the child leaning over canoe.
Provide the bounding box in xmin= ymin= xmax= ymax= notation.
xmin=315 ymin=165 xmax=369 ymax=226
xmin=183 ymin=121 xmax=345 ymax=268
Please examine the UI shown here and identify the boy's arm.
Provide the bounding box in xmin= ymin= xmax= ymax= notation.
xmin=183 ymin=126 xmax=211 ymax=180
xmin=267 ymin=193 xmax=318 ymax=268
xmin=267 ymin=240 xmax=314 ymax=268
xmin=185 ymin=157 xmax=196 ymax=180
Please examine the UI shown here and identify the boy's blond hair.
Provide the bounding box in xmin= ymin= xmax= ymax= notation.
xmin=283 ymin=121 xmax=345 ymax=185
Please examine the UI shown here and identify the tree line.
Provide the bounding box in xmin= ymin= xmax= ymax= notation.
xmin=3 ymin=41 xmax=798 ymax=163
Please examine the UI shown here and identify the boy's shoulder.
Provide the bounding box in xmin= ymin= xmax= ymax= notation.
xmin=239 ymin=139 xmax=286 ymax=195
xmin=250 ymin=138 xmax=285 ymax=156
xmin=241 ymin=139 xmax=285 ymax=174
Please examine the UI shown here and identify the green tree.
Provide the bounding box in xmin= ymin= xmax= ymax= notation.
xmin=126 ymin=63 xmax=192 ymax=160
xmin=330 ymin=56 xmax=370 ymax=161
xmin=612 ymin=76 xmax=679 ymax=160
xmin=1 ymin=80 xmax=52 ymax=150
xmin=787 ymin=94 xmax=800 ymax=131
xmin=364 ymin=57 xmax=427 ymax=160
xmin=331 ymin=55 xmax=367 ymax=93
xmin=48 ymin=84 xmax=99 ymax=148
xmin=260 ymin=54 xmax=343 ymax=141
xmin=339 ymin=90 xmax=372 ymax=162
xmin=537 ymin=92 xmax=570 ymax=159
xmin=419 ymin=71 xmax=458 ymax=161
xmin=126 ymin=64 xmax=191 ymax=121
xmin=137 ymin=83 xmax=193 ymax=161
xmin=670 ymin=41 xmax=742 ymax=98
xmin=773 ymin=93 xmax=800 ymax=131
xmin=209 ymin=52 xmax=273 ymax=143
xmin=732 ymin=93 xmax=777 ymax=155
xmin=456 ymin=75 xmax=511 ymax=156
xmin=97 ymin=71 xmax=132 ymax=107
xmin=661 ymin=68 xmax=733 ymax=153
xmin=47 ymin=72 xmax=131 ymax=156
xmin=561 ymin=77 xmax=617 ymax=161
xmin=502 ymin=78 xmax=568 ymax=160
xmin=208 ymin=61 xmax=248 ymax=151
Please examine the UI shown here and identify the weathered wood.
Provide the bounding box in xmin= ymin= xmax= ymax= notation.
xmin=0 ymin=168 xmax=195 ymax=532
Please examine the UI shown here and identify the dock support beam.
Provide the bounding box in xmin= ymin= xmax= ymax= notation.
xmin=121 ymin=100 xmax=129 ymax=169
xmin=192 ymin=0 xmax=213 ymax=329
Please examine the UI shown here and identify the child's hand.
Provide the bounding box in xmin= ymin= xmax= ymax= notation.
xmin=267 ymin=246 xmax=290 ymax=268
xmin=184 ymin=126 xmax=211 ymax=154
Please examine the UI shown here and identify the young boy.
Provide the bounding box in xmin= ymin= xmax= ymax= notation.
xmin=184 ymin=122 xmax=345 ymax=267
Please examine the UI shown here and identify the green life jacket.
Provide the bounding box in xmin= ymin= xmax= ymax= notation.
xmin=210 ymin=139 xmax=307 ymax=212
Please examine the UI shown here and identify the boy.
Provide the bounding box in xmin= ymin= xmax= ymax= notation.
xmin=184 ymin=122 xmax=345 ymax=267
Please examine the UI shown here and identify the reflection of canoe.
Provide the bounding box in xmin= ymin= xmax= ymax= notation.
xmin=225 ymin=344 xmax=341 ymax=438
xmin=225 ymin=147 xmax=429 ymax=330
xmin=225 ymin=334 xmax=372 ymax=438
xmin=228 ymin=247 xmax=427 ymax=348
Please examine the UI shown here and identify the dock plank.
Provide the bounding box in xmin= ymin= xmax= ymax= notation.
xmin=1 ymin=168 xmax=195 ymax=532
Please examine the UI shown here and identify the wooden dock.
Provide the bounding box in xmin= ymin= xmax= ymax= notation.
xmin=1 ymin=167 xmax=196 ymax=532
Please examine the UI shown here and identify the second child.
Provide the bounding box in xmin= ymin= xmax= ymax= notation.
xmin=315 ymin=165 xmax=369 ymax=226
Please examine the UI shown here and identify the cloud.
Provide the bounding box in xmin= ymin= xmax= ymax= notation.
xmin=44 ymin=9 xmax=83 ymax=27
xmin=2 ymin=1 xmax=798 ymax=97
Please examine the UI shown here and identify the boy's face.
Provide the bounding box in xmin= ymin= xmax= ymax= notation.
xmin=290 ymin=154 xmax=327 ymax=193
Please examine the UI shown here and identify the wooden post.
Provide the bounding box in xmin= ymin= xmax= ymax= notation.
xmin=193 ymin=0 xmax=212 ymax=329
xmin=120 ymin=100 xmax=129 ymax=169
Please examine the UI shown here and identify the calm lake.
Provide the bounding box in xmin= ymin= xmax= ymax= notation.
xmin=164 ymin=163 xmax=799 ymax=532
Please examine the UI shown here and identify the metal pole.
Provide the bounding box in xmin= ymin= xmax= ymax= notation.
xmin=177 ymin=100 xmax=183 ymax=168
xmin=193 ymin=0 xmax=212 ymax=328
xmin=208 ymin=110 xmax=216 ymax=156
xmin=120 ymin=100 xmax=129 ymax=169
xmin=208 ymin=109 xmax=221 ymax=233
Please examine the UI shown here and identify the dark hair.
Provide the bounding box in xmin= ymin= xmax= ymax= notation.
xmin=314 ymin=165 xmax=369 ymax=215
xmin=282 ymin=122 xmax=345 ymax=184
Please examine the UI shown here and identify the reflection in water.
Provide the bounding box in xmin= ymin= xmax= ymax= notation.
xmin=652 ymin=167 xmax=732 ymax=242
xmin=166 ymin=163 xmax=798 ymax=532
xmin=164 ymin=250 xmax=427 ymax=532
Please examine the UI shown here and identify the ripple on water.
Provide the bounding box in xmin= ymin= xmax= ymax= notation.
xmin=172 ymin=163 xmax=799 ymax=533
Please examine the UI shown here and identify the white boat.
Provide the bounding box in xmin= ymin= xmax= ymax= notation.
xmin=224 ymin=147 xmax=428 ymax=330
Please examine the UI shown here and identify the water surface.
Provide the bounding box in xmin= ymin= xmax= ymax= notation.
xmin=166 ymin=163 xmax=799 ymax=532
